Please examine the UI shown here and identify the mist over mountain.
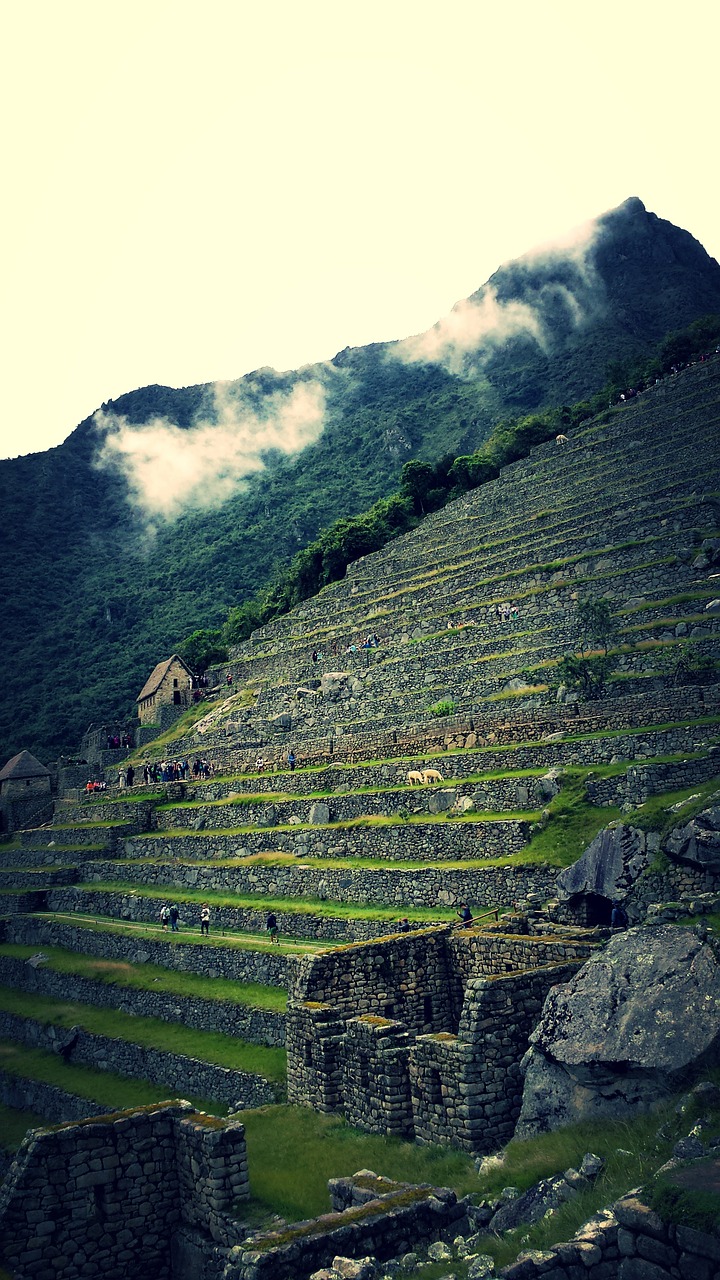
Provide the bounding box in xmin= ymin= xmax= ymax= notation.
xmin=3 ymin=196 xmax=720 ymax=764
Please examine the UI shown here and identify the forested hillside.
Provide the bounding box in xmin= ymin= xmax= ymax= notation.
xmin=3 ymin=196 xmax=720 ymax=764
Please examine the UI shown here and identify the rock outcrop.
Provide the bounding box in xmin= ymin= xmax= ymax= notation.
xmin=515 ymin=924 xmax=720 ymax=1136
xmin=555 ymin=823 xmax=657 ymax=903
xmin=664 ymin=804 xmax=720 ymax=871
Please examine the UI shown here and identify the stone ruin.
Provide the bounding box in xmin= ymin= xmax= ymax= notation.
xmin=286 ymin=924 xmax=597 ymax=1155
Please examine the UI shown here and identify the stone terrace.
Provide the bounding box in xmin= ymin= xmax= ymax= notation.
xmin=1 ymin=358 xmax=719 ymax=1144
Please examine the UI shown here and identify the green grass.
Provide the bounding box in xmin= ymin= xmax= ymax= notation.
xmin=68 ymin=882 xmax=466 ymax=925
xmin=474 ymin=1083 xmax=720 ymax=1271
xmin=0 ymin=985 xmax=287 ymax=1084
xmin=240 ymin=1105 xmax=479 ymax=1222
xmin=0 ymin=1038 xmax=229 ymax=1116
xmin=0 ymin=943 xmax=287 ymax=1012
xmin=0 ymin=1100 xmax=46 ymax=1151
xmin=28 ymin=912 xmax=325 ymax=956
xmin=515 ymin=776 xmax=621 ymax=868
xmin=628 ymin=776 xmax=720 ymax=837
xmin=650 ymin=1160 xmax=720 ymax=1231
xmin=238 ymin=1081 xmax=720 ymax=1272
xmin=123 ymin=701 xmax=217 ymax=764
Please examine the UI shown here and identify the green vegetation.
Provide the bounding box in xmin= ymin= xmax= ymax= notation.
xmin=628 ymin=777 xmax=720 ymax=837
xmin=0 ymin=985 xmax=287 ymax=1084
xmin=650 ymin=1162 xmax=720 ymax=1232
xmin=427 ymin=698 xmax=458 ymax=717
xmin=236 ymin=1077 xmax=720 ymax=1269
xmin=0 ymin=1101 xmax=46 ymax=1151
xmin=0 ymin=1038 xmax=229 ymax=1116
xmin=240 ymin=1105 xmax=478 ymax=1222
xmin=520 ymin=776 xmax=621 ymax=868
xmin=0 ymin=943 xmax=287 ymax=1012
xmin=64 ymin=882 xmax=460 ymax=925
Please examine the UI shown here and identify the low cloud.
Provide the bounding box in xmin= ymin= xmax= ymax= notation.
xmin=94 ymin=379 xmax=326 ymax=525
xmin=394 ymin=213 xmax=603 ymax=376
xmin=395 ymin=288 xmax=545 ymax=374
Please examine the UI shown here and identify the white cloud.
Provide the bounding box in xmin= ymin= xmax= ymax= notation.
xmin=394 ymin=214 xmax=603 ymax=376
xmin=94 ymin=379 xmax=326 ymax=523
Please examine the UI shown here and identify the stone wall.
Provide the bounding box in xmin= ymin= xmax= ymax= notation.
xmin=0 ymin=956 xmax=285 ymax=1047
xmin=0 ymin=915 xmax=292 ymax=986
xmin=0 ymin=1071 xmax=111 ymax=1125
xmin=0 ymin=1010 xmax=280 ymax=1109
xmin=227 ymin=1175 xmax=469 ymax=1280
xmin=500 ymin=1186 xmax=720 ymax=1280
xmin=585 ymin=753 xmax=720 ymax=807
xmin=80 ymin=853 xmax=551 ymax=910
xmin=287 ymin=927 xmax=593 ymax=1155
xmin=127 ymin=816 xmax=533 ymax=863
xmin=0 ymin=1102 xmax=249 ymax=1280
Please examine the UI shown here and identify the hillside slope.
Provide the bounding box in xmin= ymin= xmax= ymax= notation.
xmin=2 ymin=196 xmax=720 ymax=765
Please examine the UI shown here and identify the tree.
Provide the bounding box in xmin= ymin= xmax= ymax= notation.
xmin=553 ymin=653 xmax=614 ymax=701
xmin=576 ymin=596 xmax=617 ymax=655
xmin=178 ymin=629 xmax=228 ymax=673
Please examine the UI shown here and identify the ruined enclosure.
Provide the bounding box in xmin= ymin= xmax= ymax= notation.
xmin=287 ymin=925 xmax=596 ymax=1154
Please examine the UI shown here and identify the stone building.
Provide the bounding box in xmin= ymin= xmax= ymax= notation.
xmin=0 ymin=749 xmax=52 ymax=834
xmin=136 ymin=654 xmax=194 ymax=728
xmin=287 ymin=924 xmax=597 ymax=1156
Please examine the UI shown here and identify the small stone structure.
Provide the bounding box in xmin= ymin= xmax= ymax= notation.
xmin=0 ymin=749 xmax=52 ymax=835
xmin=227 ymin=1171 xmax=470 ymax=1280
xmin=136 ymin=653 xmax=195 ymax=726
xmin=287 ymin=925 xmax=596 ymax=1155
xmin=0 ymin=1101 xmax=249 ymax=1280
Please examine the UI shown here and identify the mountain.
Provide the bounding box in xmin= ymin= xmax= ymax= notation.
xmin=2 ymin=196 xmax=720 ymax=766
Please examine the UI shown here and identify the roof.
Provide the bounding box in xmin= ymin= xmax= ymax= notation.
xmin=0 ymin=750 xmax=50 ymax=782
xmin=136 ymin=654 xmax=193 ymax=703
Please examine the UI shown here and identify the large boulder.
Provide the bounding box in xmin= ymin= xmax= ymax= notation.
xmin=555 ymin=823 xmax=657 ymax=902
xmin=515 ymin=925 xmax=720 ymax=1137
xmin=664 ymin=805 xmax=720 ymax=871
xmin=321 ymin=672 xmax=350 ymax=701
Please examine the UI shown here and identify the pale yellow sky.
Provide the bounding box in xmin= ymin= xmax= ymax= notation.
xmin=1 ymin=0 xmax=718 ymax=459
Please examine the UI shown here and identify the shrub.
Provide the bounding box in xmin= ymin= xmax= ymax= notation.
xmin=427 ymin=698 xmax=457 ymax=717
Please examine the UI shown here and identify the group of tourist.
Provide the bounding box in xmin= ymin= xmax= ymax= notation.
xmin=615 ymin=344 xmax=720 ymax=405
xmin=495 ymin=602 xmax=518 ymax=623
xmin=106 ymin=733 xmax=133 ymax=750
xmin=84 ymin=779 xmax=108 ymax=793
xmin=309 ymin=634 xmax=382 ymax=664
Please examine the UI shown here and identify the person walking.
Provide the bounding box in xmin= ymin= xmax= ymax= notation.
xmin=159 ymin=904 xmax=170 ymax=930
xmin=456 ymin=903 xmax=473 ymax=928
xmin=169 ymin=904 xmax=180 ymax=932
xmin=200 ymin=903 xmax=210 ymax=936
xmin=287 ymin=749 xmax=296 ymax=772
xmin=266 ymin=912 xmax=279 ymax=944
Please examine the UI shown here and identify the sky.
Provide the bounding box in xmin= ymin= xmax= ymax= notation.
xmin=1 ymin=0 xmax=719 ymax=461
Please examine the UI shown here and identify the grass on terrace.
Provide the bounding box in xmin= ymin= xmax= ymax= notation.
xmin=0 ymin=943 xmax=287 ymax=1012
xmin=25 ymin=913 xmax=326 ymax=956
xmin=0 ymin=1039 xmax=229 ymax=1117
xmin=0 ymin=1101 xmax=46 ymax=1151
xmin=58 ymin=883 xmax=463 ymax=924
xmin=0 ymin=986 xmax=286 ymax=1083
xmin=236 ymin=1077 xmax=720 ymax=1270
xmin=71 ymin=715 xmax=720 ymax=800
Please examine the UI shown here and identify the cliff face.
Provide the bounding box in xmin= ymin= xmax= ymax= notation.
xmin=2 ymin=197 xmax=720 ymax=764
